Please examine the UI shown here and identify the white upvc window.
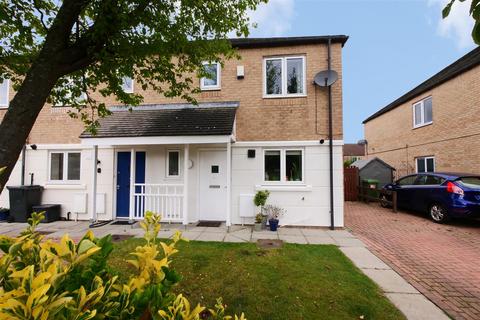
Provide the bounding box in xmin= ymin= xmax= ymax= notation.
xmin=121 ymin=76 xmax=134 ymax=93
xmin=413 ymin=96 xmax=433 ymax=128
xmin=166 ymin=150 xmax=180 ymax=178
xmin=263 ymin=55 xmax=306 ymax=98
xmin=54 ymin=78 xmax=87 ymax=107
xmin=0 ymin=78 xmax=9 ymax=108
xmin=49 ymin=151 xmax=81 ymax=182
xmin=416 ymin=156 xmax=435 ymax=173
xmin=200 ymin=62 xmax=221 ymax=90
xmin=263 ymin=149 xmax=304 ymax=184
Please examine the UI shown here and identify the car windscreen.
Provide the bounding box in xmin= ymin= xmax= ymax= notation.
xmin=456 ymin=177 xmax=480 ymax=189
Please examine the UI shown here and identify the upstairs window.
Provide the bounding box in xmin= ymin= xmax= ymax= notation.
xmin=49 ymin=151 xmax=81 ymax=182
xmin=200 ymin=62 xmax=221 ymax=90
xmin=264 ymin=56 xmax=305 ymax=97
xmin=413 ymin=97 xmax=432 ymax=128
xmin=55 ymin=78 xmax=87 ymax=106
xmin=121 ymin=76 xmax=134 ymax=93
xmin=416 ymin=156 xmax=435 ymax=173
xmin=0 ymin=78 xmax=9 ymax=108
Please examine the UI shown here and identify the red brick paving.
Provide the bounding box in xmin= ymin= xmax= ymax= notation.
xmin=345 ymin=201 xmax=480 ymax=320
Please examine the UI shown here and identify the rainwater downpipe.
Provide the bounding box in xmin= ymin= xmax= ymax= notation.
xmin=327 ymin=38 xmax=335 ymax=230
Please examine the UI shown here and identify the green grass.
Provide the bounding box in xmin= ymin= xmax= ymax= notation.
xmin=109 ymin=239 xmax=405 ymax=320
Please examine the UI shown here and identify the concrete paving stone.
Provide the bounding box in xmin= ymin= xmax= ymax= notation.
xmin=228 ymin=225 xmax=251 ymax=232
xmin=305 ymin=236 xmax=336 ymax=245
xmin=223 ymin=234 xmax=249 ymax=243
xmin=196 ymin=232 xmax=226 ymax=242
xmin=201 ymin=227 xmax=228 ymax=233
xmin=186 ymin=226 xmax=208 ymax=232
xmin=277 ymin=228 xmax=303 ymax=236
xmin=334 ymin=237 xmax=366 ymax=247
xmin=363 ymin=269 xmax=419 ymax=294
xmin=340 ymin=247 xmax=391 ymax=270
xmin=327 ymin=229 xmax=355 ymax=239
xmin=279 ymin=235 xmax=308 ymax=244
xmin=227 ymin=231 xmax=251 ymax=241
xmin=157 ymin=230 xmax=175 ymax=239
xmin=179 ymin=231 xmax=202 ymax=241
xmin=300 ymin=228 xmax=331 ymax=237
xmin=251 ymin=233 xmax=279 ymax=240
xmin=386 ymin=293 xmax=450 ymax=320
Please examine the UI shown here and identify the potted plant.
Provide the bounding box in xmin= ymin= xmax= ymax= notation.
xmin=253 ymin=190 xmax=270 ymax=229
xmin=264 ymin=204 xmax=285 ymax=232
xmin=254 ymin=213 xmax=263 ymax=231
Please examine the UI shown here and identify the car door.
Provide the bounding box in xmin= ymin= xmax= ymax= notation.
xmin=412 ymin=174 xmax=446 ymax=212
xmin=393 ymin=175 xmax=418 ymax=210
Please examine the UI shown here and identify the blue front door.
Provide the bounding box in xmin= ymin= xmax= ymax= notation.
xmin=116 ymin=151 xmax=146 ymax=218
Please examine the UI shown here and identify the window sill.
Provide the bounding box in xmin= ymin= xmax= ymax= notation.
xmin=0 ymin=106 xmax=8 ymax=109
xmin=255 ymin=184 xmax=312 ymax=192
xmin=200 ymin=87 xmax=221 ymax=91
xmin=413 ymin=122 xmax=433 ymax=130
xmin=44 ymin=183 xmax=86 ymax=190
xmin=263 ymin=94 xmax=307 ymax=99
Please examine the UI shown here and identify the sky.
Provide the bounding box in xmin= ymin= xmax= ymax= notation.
xmin=246 ymin=0 xmax=478 ymax=143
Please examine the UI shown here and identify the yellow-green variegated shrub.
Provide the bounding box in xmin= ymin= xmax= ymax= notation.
xmin=0 ymin=211 xmax=246 ymax=320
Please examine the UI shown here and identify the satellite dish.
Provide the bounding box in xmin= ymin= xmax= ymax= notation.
xmin=314 ymin=70 xmax=338 ymax=87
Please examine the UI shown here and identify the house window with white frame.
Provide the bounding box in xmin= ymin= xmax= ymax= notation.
xmin=121 ymin=76 xmax=134 ymax=93
xmin=49 ymin=151 xmax=81 ymax=182
xmin=413 ymin=97 xmax=433 ymax=128
xmin=55 ymin=78 xmax=87 ymax=107
xmin=264 ymin=149 xmax=303 ymax=183
xmin=167 ymin=150 xmax=180 ymax=177
xmin=0 ymin=78 xmax=9 ymax=108
xmin=264 ymin=56 xmax=305 ymax=97
xmin=416 ymin=156 xmax=435 ymax=173
xmin=200 ymin=62 xmax=221 ymax=90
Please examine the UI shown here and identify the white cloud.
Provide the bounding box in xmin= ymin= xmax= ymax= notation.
xmin=428 ymin=0 xmax=475 ymax=49
xmin=247 ymin=0 xmax=295 ymax=37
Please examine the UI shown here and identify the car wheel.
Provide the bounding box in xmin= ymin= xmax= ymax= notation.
xmin=429 ymin=203 xmax=450 ymax=223
xmin=380 ymin=194 xmax=390 ymax=208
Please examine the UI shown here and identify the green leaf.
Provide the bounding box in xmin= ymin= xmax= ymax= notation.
xmin=78 ymin=239 xmax=97 ymax=255
xmin=442 ymin=0 xmax=456 ymax=18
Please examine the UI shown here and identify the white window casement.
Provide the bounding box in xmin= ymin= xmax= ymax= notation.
xmin=200 ymin=62 xmax=221 ymax=91
xmin=263 ymin=56 xmax=306 ymax=98
xmin=416 ymin=156 xmax=435 ymax=173
xmin=413 ymin=96 xmax=433 ymax=128
xmin=166 ymin=150 xmax=181 ymax=178
xmin=0 ymin=78 xmax=9 ymax=108
xmin=55 ymin=78 xmax=87 ymax=107
xmin=263 ymin=149 xmax=304 ymax=184
xmin=49 ymin=151 xmax=81 ymax=183
xmin=121 ymin=76 xmax=134 ymax=93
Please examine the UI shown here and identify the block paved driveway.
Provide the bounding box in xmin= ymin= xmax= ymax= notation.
xmin=345 ymin=201 xmax=480 ymax=320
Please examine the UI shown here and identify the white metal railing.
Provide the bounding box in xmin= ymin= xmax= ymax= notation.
xmin=133 ymin=183 xmax=184 ymax=222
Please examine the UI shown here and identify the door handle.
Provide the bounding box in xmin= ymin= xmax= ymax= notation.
xmin=116 ymin=185 xmax=120 ymax=190
xmin=209 ymin=185 xmax=220 ymax=189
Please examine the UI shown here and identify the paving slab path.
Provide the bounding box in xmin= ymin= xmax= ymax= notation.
xmin=345 ymin=201 xmax=480 ymax=320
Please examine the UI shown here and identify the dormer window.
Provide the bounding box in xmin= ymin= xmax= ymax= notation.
xmin=0 ymin=78 xmax=9 ymax=108
xmin=200 ymin=62 xmax=221 ymax=90
xmin=264 ymin=56 xmax=306 ymax=98
xmin=121 ymin=76 xmax=134 ymax=93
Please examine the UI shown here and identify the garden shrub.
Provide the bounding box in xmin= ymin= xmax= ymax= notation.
xmin=0 ymin=211 xmax=245 ymax=320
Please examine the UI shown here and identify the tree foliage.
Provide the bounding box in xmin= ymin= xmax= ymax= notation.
xmin=443 ymin=0 xmax=480 ymax=44
xmin=0 ymin=0 xmax=264 ymax=131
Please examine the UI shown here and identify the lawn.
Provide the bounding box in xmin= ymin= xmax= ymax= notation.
xmin=109 ymin=238 xmax=405 ymax=320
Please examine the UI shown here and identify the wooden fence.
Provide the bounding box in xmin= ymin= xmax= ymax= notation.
xmin=344 ymin=166 xmax=359 ymax=201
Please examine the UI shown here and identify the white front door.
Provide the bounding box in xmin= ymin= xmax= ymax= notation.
xmin=199 ymin=150 xmax=227 ymax=221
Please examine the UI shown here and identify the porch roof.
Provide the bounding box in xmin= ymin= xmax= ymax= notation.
xmin=80 ymin=102 xmax=238 ymax=142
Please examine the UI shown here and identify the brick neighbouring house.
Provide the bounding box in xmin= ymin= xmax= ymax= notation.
xmin=0 ymin=35 xmax=348 ymax=227
xmin=363 ymin=46 xmax=480 ymax=177
xmin=343 ymin=143 xmax=366 ymax=164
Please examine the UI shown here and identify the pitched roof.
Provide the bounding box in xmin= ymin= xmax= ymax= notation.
xmin=343 ymin=143 xmax=365 ymax=156
xmin=80 ymin=102 xmax=238 ymax=139
xmin=351 ymin=157 xmax=395 ymax=171
xmin=363 ymin=46 xmax=480 ymax=124
xmin=230 ymin=35 xmax=349 ymax=48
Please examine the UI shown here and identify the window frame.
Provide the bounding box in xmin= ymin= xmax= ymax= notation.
xmin=121 ymin=76 xmax=134 ymax=93
xmin=412 ymin=96 xmax=433 ymax=128
xmin=200 ymin=62 xmax=221 ymax=91
xmin=263 ymin=55 xmax=306 ymax=98
xmin=166 ymin=149 xmax=181 ymax=178
xmin=48 ymin=151 xmax=82 ymax=184
xmin=415 ymin=156 xmax=435 ymax=173
xmin=263 ymin=148 xmax=305 ymax=184
xmin=53 ymin=78 xmax=87 ymax=107
xmin=0 ymin=78 xmax=9 ymax=109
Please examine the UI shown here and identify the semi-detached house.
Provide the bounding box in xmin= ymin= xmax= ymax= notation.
xmin=0 ymin=35 xmax=348 ymax=227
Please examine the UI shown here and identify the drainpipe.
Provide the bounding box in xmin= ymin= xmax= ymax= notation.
xmin=327 ymin=38 xmax=335 ymax=230
xmin=21 ymin=145 xmax=26 ymax=185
